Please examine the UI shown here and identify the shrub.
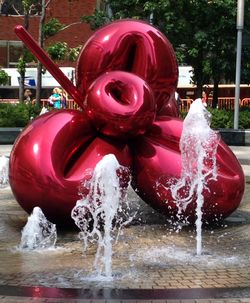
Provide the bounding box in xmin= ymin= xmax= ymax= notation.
xmin=208 ymin=108 xmax=250 ymax=129
xmin=181 ymin=108 xmax=250 ymax=130
xmin=0 ymin=103 xmax=41 ymax=127
xmin=208 ymin=108 xmax=233 ymax=129
xmin=238 ymin=108 xmax=250 ymax=129
xmin=0 ymin=69 xmax=9 ymax=85
xmin=1 ymin=103 xmax=250 ymax=130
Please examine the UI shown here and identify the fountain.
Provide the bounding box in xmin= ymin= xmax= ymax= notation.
xmin=170 ymin=98 xmax=219 ymax=255
xmin=18 ymin=206 xmax=57 ymax=251
xmin=9 ymin=20 xmax=244 ymax=231
xmin=0 ymin=155 xmax=9 ymax=187
xmin=0 ymin=19 xmax=247 ymax=298
xmin=71 ymin=154 xmax=132 ymax=279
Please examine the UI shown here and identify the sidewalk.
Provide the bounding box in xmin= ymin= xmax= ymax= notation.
xmin=0 ymin=144 xmax=12 ymax=156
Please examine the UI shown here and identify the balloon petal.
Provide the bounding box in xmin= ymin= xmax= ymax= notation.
xmin=131 ymin=117 xmax=245 ymax=223
xmin=9 ymin=110 xmax=132 ymax=224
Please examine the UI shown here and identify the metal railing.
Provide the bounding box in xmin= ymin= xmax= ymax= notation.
xmin=180 ymin=97 xmax=246 ymax=112
xmin=1 ymin=97 xmax=250 ymax=113
xmin=40 ymin=99 xmax=80 ymax=109
xmin=241 ymin=98 xmax=250 ymax=107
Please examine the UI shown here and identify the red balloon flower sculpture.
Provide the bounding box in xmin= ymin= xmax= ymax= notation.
xmin=9 ymin=20 xmax=244 ymax=225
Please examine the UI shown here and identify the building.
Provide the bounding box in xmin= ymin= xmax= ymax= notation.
xmin=0 ymin=0 xmax=101 ymax=68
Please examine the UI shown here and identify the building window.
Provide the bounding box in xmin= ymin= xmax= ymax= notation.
xmin=0 ymin=41 xmax=23 ymax=67
xmin=0 ymin=0 xmax=23 ymax=16
xmin=0 ymin=0 xmax=41 ymax=16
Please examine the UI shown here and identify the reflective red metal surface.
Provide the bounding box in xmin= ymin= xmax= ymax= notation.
xmin=131 ymin=117 xmax=245 ymax=223
xmin=10 ymin=19 xmax=244 ymax=224
xmin=9 ymin=110 xmax=132 ymax=224
xmin=85 ymin=71 xmax=156 ymax=137
xmin=77 ymin=19 xmax=178 ymax=113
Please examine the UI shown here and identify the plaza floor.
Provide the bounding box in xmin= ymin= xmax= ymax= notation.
xmin=0 ymin=145 xmax=250 ymax=303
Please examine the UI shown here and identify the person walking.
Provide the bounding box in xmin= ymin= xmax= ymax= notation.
xmin=60 ymin=89 xmax=68 ymax=109
xmin=48 ymin=87 xmax=61 ymax=109
xmin=201 ymin=91 xmax=208 ymax=107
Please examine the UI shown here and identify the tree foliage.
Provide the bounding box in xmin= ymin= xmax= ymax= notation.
xmin=43 ymin=18 xmax=64 ymax=38
xmin=46 ymin=42 xmax=68 ymax=60
xmin=0 ymin=69 xmax=9 ymax=85
xmin=14 ymin=0 xmax=85 ymax=103
xmin=18 ymin=0 xmax=38 ymax=102
xmin=81 ymin=9 xmax=111 ymax=30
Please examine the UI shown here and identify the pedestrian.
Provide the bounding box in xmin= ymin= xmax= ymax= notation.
xmin=201 ymin=91 xmax=208 ymax=107
xmin=175 ymin=91 xmax=182 ymax=109
xmin=48 ymin=87 xmax=61 ymax=109
xmin=60 ymin=89 xmax=68 ymax=109
xmin=23 ymin=89 xmax=33 ymax=103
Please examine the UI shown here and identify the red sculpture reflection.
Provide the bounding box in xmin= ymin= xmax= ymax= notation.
xmin=76 ymin=20 xmax=178 ymax=115
xmin=85 ymin=71 xmax=156 ymax=138
xmin=9 ymin=110 xmax=132 ymax=224
xmin=9 ymin=20 xmax=244 ymax=225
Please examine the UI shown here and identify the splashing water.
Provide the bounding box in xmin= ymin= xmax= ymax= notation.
xmin=171 ymin=99 xmax=219 ymax=255
xmin=0 ymin=156 xmax=9 ymax=187
xmin=18 ymin=207 xmax=57 ymax=250
xmin=71 ymin=154 xmax=132 ymax=279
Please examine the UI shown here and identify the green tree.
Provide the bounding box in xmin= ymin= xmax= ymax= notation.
xmin=0 ymin=69 xmax=9 ymax=85
xmin=35 ymin=1 xmax=65 ymax=105
xmin=134 ymin=0 xmax=241 ymax=106
xmin=35 ymin=0 xmax=47 ymax=105
xmin=35 ymin=3 xmax=87 ymax=102
xmin=195 ymin=1 xmax=237 ymax=107
xmin=16 ymin=1 xmax=87 ymax=104
xmin=81 ymin=9 xmax=111 ymax=30
xmin=46 ymin=42 xmax=82 ymax=62
xmin=241 ymin=2 xmax=250 ymax=85
xmin=46 ymin=42 xmax=68 ymax=60
xmin=43 ymin=18 xmax=64 ymax=38
xmin=18 ymin=0 xmax=37 ymax=103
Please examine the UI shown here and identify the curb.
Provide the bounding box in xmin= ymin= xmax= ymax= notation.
xmin=0 ymin=128 xmax=250 ymax=148
xmin=219 ymin=129 xmax=250 ymax=146
xmin=0 ymin=127 xmax=23 ymax=144
xmin=0 ymin=128 xmax=250 ymax=146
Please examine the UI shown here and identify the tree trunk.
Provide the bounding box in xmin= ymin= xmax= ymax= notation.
xmin=19 ymin=10 xmax=30 ymax=103
xmin=193 ymin=51 xmax=204 ymax=99
xmin=212 ymin=79 xmax=220 ymax=109
xmin=36 ymin=0 xmax=46 ymax=106
xmin=196 ymin=84 xmax=203 ymax=99
xmin=36 ymin=63 xmax=42 ymax=105
xmin=19 ymin=72 xmax=25 ymax=102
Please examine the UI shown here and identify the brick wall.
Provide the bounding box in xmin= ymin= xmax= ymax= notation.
xmin=0 ymin=15 xmax=36 ymax=41
xmin=48 ymin=0 xmax=95 ymax=19
xmin=0 ymin=0 xmax=96 ymax=67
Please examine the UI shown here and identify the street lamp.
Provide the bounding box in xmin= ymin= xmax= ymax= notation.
xmin=234 ymin=0 xmax=245 ymax=130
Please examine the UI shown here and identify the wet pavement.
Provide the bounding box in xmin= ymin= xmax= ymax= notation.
xmin=0 ymin=145 xmax=250 ymax=302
